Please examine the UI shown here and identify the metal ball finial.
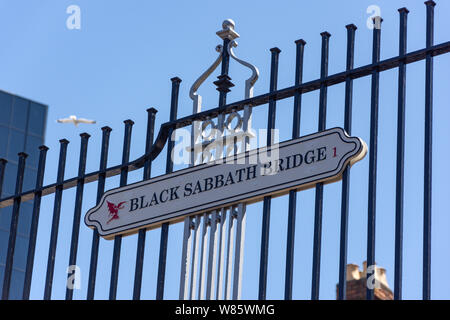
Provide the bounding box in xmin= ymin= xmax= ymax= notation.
xmin=216 ymin=19 xmax=239 ymax=41
xmin=222 ymin=19 xmax=235 ymax=30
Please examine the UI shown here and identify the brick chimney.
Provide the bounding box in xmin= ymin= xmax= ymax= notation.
xmin=336 ymin=261 xmax=393 ymax=300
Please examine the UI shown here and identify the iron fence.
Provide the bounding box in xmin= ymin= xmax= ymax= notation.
xmin=0 ymin=1 xmax=449 ymax=300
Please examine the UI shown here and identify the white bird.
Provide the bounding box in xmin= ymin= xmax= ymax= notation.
xmin=56 ymin=115 xmax=96 ymax=127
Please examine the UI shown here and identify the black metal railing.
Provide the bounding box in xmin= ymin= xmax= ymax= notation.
xmin=0 ymin=1 xmax=448 ymax=300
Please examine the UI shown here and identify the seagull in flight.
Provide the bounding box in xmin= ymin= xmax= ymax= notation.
xmin=56 ymin=115 xmax=96 ymax=127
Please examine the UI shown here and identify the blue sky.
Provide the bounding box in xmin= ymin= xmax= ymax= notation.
xmin=0 ymin=0 xmax=450 ymax=300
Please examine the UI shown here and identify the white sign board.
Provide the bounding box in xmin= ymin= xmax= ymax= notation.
xmin=85 ymin=127 xmax=367 ymax=239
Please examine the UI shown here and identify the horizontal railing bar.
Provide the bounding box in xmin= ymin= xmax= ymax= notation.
xmin=0 ymin=40 xmax=449 ymax=209
xmin=174 ymin=41 xmax=450 ymax=121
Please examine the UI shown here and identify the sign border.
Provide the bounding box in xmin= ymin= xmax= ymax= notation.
xmin=85 ymin=127 xmax=367 ymax=239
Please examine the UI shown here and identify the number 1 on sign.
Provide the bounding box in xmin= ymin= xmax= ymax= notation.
xmin=333 ymin=147 xmax=337 ymax=157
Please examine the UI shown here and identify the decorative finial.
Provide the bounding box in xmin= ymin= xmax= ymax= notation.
xmin=216 ymin=19 xmax=240 ymax=40
xmin=222 ymin=19 xmax=235 ymax=30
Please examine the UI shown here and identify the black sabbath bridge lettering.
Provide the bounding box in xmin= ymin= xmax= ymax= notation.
xmin=129 ymin=146 xmax=327 ymax=212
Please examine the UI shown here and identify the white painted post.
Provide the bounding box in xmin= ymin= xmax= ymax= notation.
xmin=188 ymin=215 xmax=201 ymax=299
xmin=224 ymin=206 xmax=236 ymax=299
xmin=197 ymin=213 xmax=209 ymax=299
xmin=232 ymin=202 xmax=247 ymax=299
xmin=206 ymin=211 xmax=219 ymax=299
xmin=216 ymin=208 xmax=227 ymax=299
xmin=179 ymin=216 xmax=193 ymax=299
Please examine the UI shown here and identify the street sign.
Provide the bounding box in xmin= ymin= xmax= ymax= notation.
xmin=85 ymin=127 xmax=367 ymax=239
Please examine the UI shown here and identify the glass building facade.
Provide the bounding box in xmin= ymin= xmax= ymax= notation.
xmin=0 ymin=90 xmax=47 ymax=299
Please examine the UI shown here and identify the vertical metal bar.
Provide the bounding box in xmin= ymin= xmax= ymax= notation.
xmin=230 ymin=125 xmax=250 ymax=301
xmin=215 ymin=34 xmax=231 ymax=174
xmin=180 ymin=59 xmax=204 ymax=297
xmin=423 ymin=0 xmax=435 ymax=301
xmin=230 ymin=101 xmax=253 ymax=300
xmin=258 ymin=47 xmax=280 ymax=300
xmin=311 ymin=32 xmax=330 ymax=300
xmin=217 ymin=38 xmax=231 ymax=108
xmin=189 ymin=215 xmax=201 ymax=299
xmin=109 ymin=120 xmax=134 ymax=300
xmin=224 ymin=207 xmax=236 ymax=300
xmin=143 ymin=108 xmax=158 ymax=181
xmin=87 ymin=126 xmax=112 ymax=300
xmin=179 ymin=216 xmax=193 ymax=299
xmin=292 ymin=40 xmax=306 ymax=140
xmin=206 ymin=211 xmax=218 ymax=300
xmin=2 ymin=152 xmax=27 ymax=300
xmin=285 ymin=192 xmax=297 ymax=300
xmin=156 ymin=77 xmax=181 ymax=300
xmin=394 ymin=8 xmax=409 ymax=301
xmin=232 ymin=203 xmax=246 ymax=300
xmin=285 ymin=38 xmax=306 ymax=300
xmin=259 ymin=196 xmax=271 ymax=301
xmin=0 ymin=159 xmax=7 ymax=198
xmin=366 ymin=16 xmax=382 ymax=301
xmin=66 ymin=133 xmax=90 ymax=300
xmin=215 ymin=36 xmax=235 ymax=300
xmin=44 ymin=139 xmax=69 ymax=300
xmin=338 ymin=24 xmax=357 ymax=301
xmin=133 ymin=108 xmax=157 ymax=300
xmin=318 ymin=32 xmax=330 ymax=133
xmin=197 ymin=213 xmax=209 ymax=299
xmin=156 ymin=224 xmax=169 ymax=298
xmin=23 ymin=146 xmax=49 ymax=300
xmin=215 ymin=40 xmax=237 ymax=295
xmin=216 ymin=208 xmax=227 ymax=299
xmin=109 ymin=239 xmax=122 ymax=298
xmin=266 ymin=47 xmax=280 ymax=147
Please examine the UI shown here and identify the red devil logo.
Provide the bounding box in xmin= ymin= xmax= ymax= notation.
xmin=106 ymin=201 xmax=126 ymax=224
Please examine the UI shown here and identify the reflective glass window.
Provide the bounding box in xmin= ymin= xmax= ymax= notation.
xmin=0 ymin=125 xmax=9 ymax=158
xmin=0 ymin=229 xmax=9 ymax=265
xmin=9 ymin=269 xmax=24 ymax=300
xmin=7 ymin=130 xmax=25 ymax=159
xmin=0 ymin=92 xmax=13 ymax=125
xmin=0 ymin=206 xmax=12 ymax=231
xmin=12 ymin=235 xmax=28 ymax=271
xmin=22 ymin=168 xmax=37 ymax=193
xmin=0 ymin=265 xmax=4 ymax=289
xmin=11 ymin=97 xmax=28 ymax=130
xmin=2 ymin=163 xmax=18 ymax=196
xmin=25 ymin=135 xmax=43 ymax=168
xmin=28 ymin=103 xmax=47 ymax=136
